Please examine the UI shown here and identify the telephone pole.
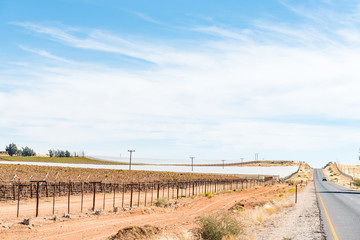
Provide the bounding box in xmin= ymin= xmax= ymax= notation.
xmin=190 ymin=157 xmax=195 ymax=171
xmin=222 ymin=160 xmax=225 ymax=169
xmin=128 ymin=150 xmax=135 ymax=170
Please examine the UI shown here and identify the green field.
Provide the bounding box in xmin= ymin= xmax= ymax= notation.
xmin=0 ymin=156 xmax=127 ymax=165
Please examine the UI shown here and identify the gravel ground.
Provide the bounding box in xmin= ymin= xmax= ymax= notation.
xmin=254 ymin=182 xmax=325 ymax=240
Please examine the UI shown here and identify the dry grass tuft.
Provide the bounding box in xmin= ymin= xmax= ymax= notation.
xmin=110 ymin=225 xmax=161 ymax=240
xmin=196 ymin=211 xmax=243 ymax=240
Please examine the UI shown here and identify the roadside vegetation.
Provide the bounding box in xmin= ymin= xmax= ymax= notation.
xmin=285 ymin=163 xmax=312 ymax=185
xmin=196 ymin=211 xmax=243 ymax=240
xmin=322 ymin=162 xmax=353 ymax=188
xmin=353 ymin=179 xmax=360 ymax=187
xmin=154 ymin=198 xmax=169 ymax=208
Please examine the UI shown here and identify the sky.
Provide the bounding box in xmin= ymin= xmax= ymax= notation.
xmin=1 ymin=0 xmax=360 ymax=167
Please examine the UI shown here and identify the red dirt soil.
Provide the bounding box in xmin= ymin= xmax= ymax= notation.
xmin=0 ymin=184 xmax=289 ymax=240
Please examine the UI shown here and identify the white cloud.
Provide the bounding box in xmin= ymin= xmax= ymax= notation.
xmin=4 ymin=6 xmax=360 ymax=166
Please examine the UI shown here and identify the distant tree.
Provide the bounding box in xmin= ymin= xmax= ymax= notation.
xmin=5 ymin=143 xmax=17 ymax=156
xmin=65 ymin=150 xmax=71 ymax=157
xmin=49 ymin=149 xmax=71 ymax=157
xmin=48 ymin=149 xmax=54 ymax=157
xmin=22 ymin=146 xmax=36 ymax=156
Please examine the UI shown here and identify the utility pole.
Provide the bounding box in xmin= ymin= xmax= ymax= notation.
xmin=190 ymin=157 xmax=195 ymax=171
xmin=222 ymin=160 xmax=225 ymax=169
xmin=255 ymin=153 xmax=258 ymax=161
xmin=240 ymin=158 xmax=244 ymax=165
xmin=128 ymin=150 xmax=135 ymax=170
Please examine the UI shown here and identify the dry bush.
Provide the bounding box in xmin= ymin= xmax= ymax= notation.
xmin=196 ymin=211 xmax=243 ymax=240
xmin=110 ymin=225 xmax=161 ymax=240
xmin=265 ymin=207 xmax=275 ymax=215
xmin=154 ymin=198 xmax=169 ymax=208
xmin=158 ymin=231 xmax=196 ymax=240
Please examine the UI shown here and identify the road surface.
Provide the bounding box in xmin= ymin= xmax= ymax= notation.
xmin=314 ymin=168 xmax=360 ymax=240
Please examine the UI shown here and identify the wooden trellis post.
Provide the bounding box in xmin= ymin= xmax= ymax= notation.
xmin=30 ymin=180 xmax=46 ymax=217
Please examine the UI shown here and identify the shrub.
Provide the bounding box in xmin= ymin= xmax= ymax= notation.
xmin=323 ymin=162 xmax=331 ymax=169
xmin=353 ymin=180 xmax=360 ymax=187
xmin=154 ymin=198 xmax=169 ymax=208
xmin=266 ymin=207 xmax=275 ymax=215
xmin=205 ymin=192 xmax=214 ymax=198
xmin=288 ymin=188 xmax=295 ymax=193
xmin=196 ymin=212 xmax=243 ymax=240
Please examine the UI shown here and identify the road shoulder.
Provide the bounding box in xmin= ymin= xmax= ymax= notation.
xmin=254 ymin=183 xmax=325 ymax=240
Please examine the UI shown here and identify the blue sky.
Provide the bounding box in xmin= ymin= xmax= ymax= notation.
xmin=2 ymin=0 xmax=360 ymax=167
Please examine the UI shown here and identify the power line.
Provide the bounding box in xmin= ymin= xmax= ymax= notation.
xmin=128 ymin=150 xmax=135 ymax=170
xmin=190 ymin=157 xmax=195 ymax=172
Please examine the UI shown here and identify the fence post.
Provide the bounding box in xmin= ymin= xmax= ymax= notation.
xmin=103 ymin=183 xmax=106 ymax=210
xmin=52 ymin=183 xmax=56 ymax=215
xmin=137 ymin=183 xmax=141 ymax=207
xmin=151 ymin=183 xmax=154 ymax=205
xmin=36 ymin=182 xmax=40 ymax=216
xmin=130 ymin=184 xmax=133 ymax=208
xmin=144 ymin=184 xmax=147 ymax=207
xmin=45 ymin=182 xmax=48 ymax=198
xmin=12 ymin=183 xmax=15 ymax=200
xmin=157 ymin=183 xmax=160 ymax=200
xmin=17 ymin=184 xmax=21 ymax=218
xmin=90 ymin=181 xmax=101 ymax=211
xmin=68 ymin=181 xmax=71 ymax=214
xmin=30 ymin=180 xmax=46 ymax=217
xmin=122 ymin=183 xmax=125 ymax=208
xmin=167 ymin=183 xmax=170 ymax=200
xmin=188 ymin=182 xmax=191 ymax=197
xmin=176 ymin=183 xmax=179 ymax=199
xmin=81 ymin=182 xmax=84 ymax=213
xmin=113 ymin=184 xmax=116 ymax=209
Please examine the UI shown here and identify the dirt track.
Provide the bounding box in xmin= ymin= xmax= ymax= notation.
xmin=0 ymin=184 xmax=289 ymax=240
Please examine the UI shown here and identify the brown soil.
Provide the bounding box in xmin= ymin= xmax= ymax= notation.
xmin=0 ymin=184 xmax=290 ymax=240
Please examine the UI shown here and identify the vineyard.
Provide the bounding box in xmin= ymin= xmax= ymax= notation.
xmin=0 ymin=163 xmax=256 ymax=182
xmin=0 ymin=178 xmax=274 ymax=218
xmin=0 ymin=163 xmax=276 ymax=218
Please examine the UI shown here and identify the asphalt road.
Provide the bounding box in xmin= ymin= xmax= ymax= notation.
xmin=314 ymin=168 xmax=360 ymax=240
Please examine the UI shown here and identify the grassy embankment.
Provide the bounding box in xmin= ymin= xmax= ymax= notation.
xmin=323 ymin=162 xmax=355 ymax=189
